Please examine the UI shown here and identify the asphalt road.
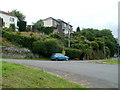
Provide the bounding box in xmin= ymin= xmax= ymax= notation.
xmin=1 ymin=59 xmax=119 ymax=88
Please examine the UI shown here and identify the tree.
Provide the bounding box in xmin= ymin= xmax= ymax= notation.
xmin=0 ymin=17 xmax=3 ymax=27
xmin=91 ymin=41 xmax=99 ymax=51
xmin=9 ymin=9 xmax=26 ymax=31
xmin=17 ymin=21 xmax=27 ymax=31
xmin=32 ymin=19 xmax=44 ymax=30
xmin=41 ymin=27 xmax=54 ymax=35
xmin=9 ymin=9 xmax=25 ymax=21
xmin=76 ymin=27 xmax=80 ymax=32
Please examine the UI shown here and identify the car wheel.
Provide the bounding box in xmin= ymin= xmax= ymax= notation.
xmin=66 ymin=59 xmax=68 ymax=61
xmin=56 ymin=59 xmax=58 ymax=61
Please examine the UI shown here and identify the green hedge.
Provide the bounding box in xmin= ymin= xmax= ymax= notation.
xmin=32 ymin=39 xmax=63 ymax=57
xmin=65 ymin=48 xmax=83 ymax=59
xmin=2 ymin=31 xmax=36 ymax=49
xmin=50 ymin=33 xmax=68 ymax=46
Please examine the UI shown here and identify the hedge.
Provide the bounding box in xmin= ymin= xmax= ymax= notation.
xmin=32 ymin=39 xmax=63 ymax=57
xmin=65 ymin=48 xmax=83 ymax=59
xmin=2 ymin=31 xmax=37 ymax=49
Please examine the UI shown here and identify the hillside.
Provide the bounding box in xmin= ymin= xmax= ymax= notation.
xmin=2 ymin=28 xmax=119 ymax=60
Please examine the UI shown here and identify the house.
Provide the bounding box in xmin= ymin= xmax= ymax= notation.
xmin=0 ymin=17 xmax=3 ymax=28
xmin=0 ymin=10 xmax=18 ymax=31
xmin=43 ymin=17 xmax=73 ymax=36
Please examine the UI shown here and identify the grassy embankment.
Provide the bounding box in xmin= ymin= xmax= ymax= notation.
xmin=2 ymin=61 xmax=88 ymax=88
xmin=93 ymin=60 xmax=120 ymax=64
xmin=1 ymin=57 xmax=50 ymax=60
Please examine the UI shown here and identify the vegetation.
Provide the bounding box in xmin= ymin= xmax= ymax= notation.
xmin=2 ymin=61 xmax=87 ymax=88
xmin=2 ymin=27 xmax=119 ymax=60
xmin=1 ymin=37 xmax=15 ymax=47
xmin=17 ymin=21 xmax=27 ymax=31
xmin=93 ymin=60 xmax=120 ymax=64
xmin=1 ymin=57 xmax=50 ymax=60
xmin=32 ymin=38 xmax=63 ymax=57
xmin=32 ymin=19 xmax=54 ymax=34
xmin=76 ymin=27 xmax=80 ymax=32
xmin=9 ymin=9 xmax=26 ymax=31
xmin=9 ymin=9 xmax=25 ymax=21
xmin=2 ymin=27 xmax=14 ymax=32
xmin=32 ymin=19 xmax=44 ymax=30
xmin=71 ymin=28 xmax=119 ymax=60
xmin=65 ymin=48 xmax=83 ymax=59
xmin=2 ymin=31 xmax=37 ymax=49
xmin=2 ymin=10 xmax=119 ymax=60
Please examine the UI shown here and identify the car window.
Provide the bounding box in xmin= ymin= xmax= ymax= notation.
xmin=55 ymin=54 xmax=64 ymax=56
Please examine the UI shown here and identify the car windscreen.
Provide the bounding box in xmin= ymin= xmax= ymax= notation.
xmin=55 ymin=54 xmax=64 ymax=56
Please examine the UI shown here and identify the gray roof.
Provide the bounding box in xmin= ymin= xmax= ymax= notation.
xmin=43 ymin=17 xmax=72 ymax=27
xmin=43 ymin=17 xmax=60 ymax=23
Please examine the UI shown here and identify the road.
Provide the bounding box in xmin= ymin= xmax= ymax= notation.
xmin=1 ymin=59 xmax=119 ymax=88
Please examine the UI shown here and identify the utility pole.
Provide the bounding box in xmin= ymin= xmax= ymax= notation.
xmin=68 ymin=22 xmax=70 ymax=47
xmin=118 ymin=1 xmax=120 ymax=61
xmin=103 ymin=36 xmax=106 ymax=59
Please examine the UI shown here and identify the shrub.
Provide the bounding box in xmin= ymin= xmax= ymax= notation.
xmin=32 ymin=39 xmax=63 ymax=57
xmin=41 ymin=27 xmax=54 ymax=35
xmin=50 ymin=33 xmax=63 ymax=39
xmin=50 ymin=33 xmax=68 ymax=46
xmin=32 ymin=40 xmax=46 ymax=56
xmin=65 ymin=48 xmax=83 ymax=59
xmin=2 ymin=31 xmax=36 ymax=49
xmin=2 ymin=27 xmax=14 ymax=32
xmin=91 ymin=41 xmax=99 ymax=50
xmin=10 ymin=24 xmax=15 ymax=31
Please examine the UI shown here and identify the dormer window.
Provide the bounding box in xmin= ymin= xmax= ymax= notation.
xmin=10 ymin=17 xmax=14 ymax=22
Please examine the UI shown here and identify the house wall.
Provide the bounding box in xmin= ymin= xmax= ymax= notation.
xmin=0 ymin=12 xmax=18 ymax=30
xmin=43 ymin=18 xmax=53 ymax=27
xmin=61 ymin=22 xmax=73 ymax=34
xmin=43 ymin=17 xmax=73 ymax=36
xmin=53 ymin=20 xmax=59 ymax=27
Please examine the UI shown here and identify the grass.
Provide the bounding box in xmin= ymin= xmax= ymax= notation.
xmin=2 ymin=61 xmax=88 ymax=88
xmin=94 ymin=60 xmax=120 ymax=64
xmin=0 ymin=61 xmax=2 ymax=89
xmin=1 ymin=57 xmax=50 ymax=60
xmin=0 ymin=37 xmax=15 ymax=47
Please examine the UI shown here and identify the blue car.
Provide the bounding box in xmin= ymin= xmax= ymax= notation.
xmin=51 ymin=53 xmax=69 ymax=61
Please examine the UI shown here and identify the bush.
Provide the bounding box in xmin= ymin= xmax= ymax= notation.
xmin=50 ymin=33 xmax=64 ymax=39
xmin=65 ymin=48 xmax=83 ymax=59
xmin=91 ymin=41 xmax=99 ymax=50
xmin=32 ymin=40 xmax=46 ymax=56
xmin=41 ymin=27 xmax=54 ymax=35
xmin=10 ymin=24 xmax=15 ymax=31
xmin=50 ymin=33 xmax=68 ymax=46
xmin=2 ymin=27 xmax=14 ymax=32
xmin=32 ymin=39 xmax=63 ymax=57
xmin=2 ymin=31 xmax=36 ymax=49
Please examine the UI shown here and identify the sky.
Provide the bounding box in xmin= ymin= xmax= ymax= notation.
xmin=0 ymin=0 xmax=119 ymax=38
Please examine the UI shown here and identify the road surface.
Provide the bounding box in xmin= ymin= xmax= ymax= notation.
xmin=1 ymin=59 xmax=119 ymax=88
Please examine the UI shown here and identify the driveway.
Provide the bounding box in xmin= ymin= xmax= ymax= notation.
xmin=1 ymin=59 xmax=119 ymax=88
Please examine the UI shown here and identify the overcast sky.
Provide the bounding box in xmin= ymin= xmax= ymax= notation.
xmin=0 ymin=0 xmax=119 ymax=37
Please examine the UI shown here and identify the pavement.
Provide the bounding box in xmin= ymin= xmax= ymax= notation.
xmin=1 ymin=59 xmax=119 ymax=88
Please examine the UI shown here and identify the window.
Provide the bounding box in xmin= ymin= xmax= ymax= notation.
xmin=10 ymin=17 xmax=14 ymax=22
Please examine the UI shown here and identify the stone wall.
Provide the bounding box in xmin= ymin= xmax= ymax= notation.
xmin=2 ymin=46 xmax=39 ymax=59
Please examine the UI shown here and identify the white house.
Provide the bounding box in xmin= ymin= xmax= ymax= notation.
xmin=43 ymin=17 xmax=73 ymax=36
xmin=0 ymin=10 xmax=18 ymax=31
